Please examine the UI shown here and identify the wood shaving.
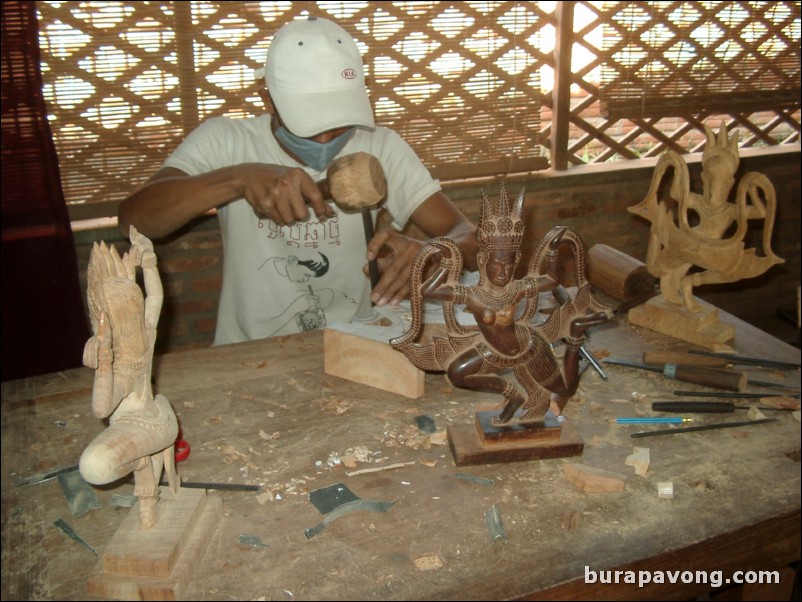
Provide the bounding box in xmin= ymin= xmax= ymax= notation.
xmin=241 ymin=358 xmax=266 ymax=369
xmin=413 ymin=555 xmax=443 ymax=571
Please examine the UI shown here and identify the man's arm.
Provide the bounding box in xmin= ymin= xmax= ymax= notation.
xmin=366 ymin=191 xmax=478 ymax=306
xmin=119 ymin=164 xmax=331 ymax=240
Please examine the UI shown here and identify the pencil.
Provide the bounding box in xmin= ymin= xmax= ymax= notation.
xmin=615 ymin=417 xmax=691 ymax=424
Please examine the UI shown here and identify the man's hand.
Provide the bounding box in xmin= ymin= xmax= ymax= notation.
xmin=365 ymin=229 xmax=425 ymax=306
xmin=235 ymin=163 xmax=335 ymax=225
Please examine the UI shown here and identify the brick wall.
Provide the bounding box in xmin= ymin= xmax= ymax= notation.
xmin=72 ymin=147 xmax=801 ymax=354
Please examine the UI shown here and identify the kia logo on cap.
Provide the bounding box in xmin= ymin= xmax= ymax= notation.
xmin=342 ymin=68 xmax=356 ymax=79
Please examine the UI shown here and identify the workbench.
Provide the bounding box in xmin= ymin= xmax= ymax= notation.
xmin=2 ymin=310 xmax=800 ymax=601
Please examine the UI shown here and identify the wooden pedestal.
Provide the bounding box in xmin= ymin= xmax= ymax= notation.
xmin=323 ymin=308 xmax=424 ymax=399
xmin=447 ymin=409 xmax=584 ymax=466
xmin=87 ymin=487 xmax=222 ymax=601
xmin=628 ymin=294 xmax=735 ymax=350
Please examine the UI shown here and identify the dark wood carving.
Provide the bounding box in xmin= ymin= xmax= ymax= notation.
xmin=391 ymin=184 xmax=614 ymax=430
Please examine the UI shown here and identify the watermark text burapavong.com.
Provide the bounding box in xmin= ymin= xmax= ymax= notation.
xmin=585 ymin=566 xmax=780 ymax=589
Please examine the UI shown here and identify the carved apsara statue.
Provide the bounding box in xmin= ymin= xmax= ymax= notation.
xmin=627 ymin=122 xmax=784 ymax=312
xmin=79 ymin=227 xmax=179 ymax=530
xmin=391 ymin=184 xmax=614 ymax=426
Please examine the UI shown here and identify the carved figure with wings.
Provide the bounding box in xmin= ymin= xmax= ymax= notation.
xmin=628 ymin=123 xmax=783 ymax=311
xmin=391 ymin=184 xmax=614 ymax=426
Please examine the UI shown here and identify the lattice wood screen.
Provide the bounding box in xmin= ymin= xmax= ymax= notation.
xmin=599 ymin=1 xmax=801 ymax=119
xmin=551 ymin=1 xmax=800 ymax=166
xmin=36 ymin=1 xmax=801 ymax=215
xmin=36 ymin=1 xmax=548 ymax=211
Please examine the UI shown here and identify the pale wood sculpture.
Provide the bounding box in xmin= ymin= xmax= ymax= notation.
xmin=79 ymin=226 xmax=178 ymax=530
xmin=80 ymin=228 xmax=222 ymax=600
xmin=391 ymin=184 xmax=614 ymax=461
xmin=627 ymin=123 xmax=783 ymax=348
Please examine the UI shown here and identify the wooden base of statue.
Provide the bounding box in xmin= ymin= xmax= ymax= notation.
xmin=324 ymin=307 xmax=424 ymax=399
xmin=628 ymin=294 xmax=735 ymax=350
xmin=86 ymin=487 xmax=222 ymax=601
xmin=447 ymin=409 xmax=584 ymax=466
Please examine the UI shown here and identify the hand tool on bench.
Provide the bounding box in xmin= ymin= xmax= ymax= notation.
xmin=630 ymin=418 xmax=779 ymax=438
xmin=651 ymin=401 xmax=796 ymax=413
xmin=686 ymin=349 xmax=800 ymax=370
xmin=643 ymin=351 xmax=729 ymax=368
xmin=607 ymin=358 xmax=799 ymax=392
xmin=603 ymin=358 xmax=747 ymax=391
xmin=673 ymin=390 xmax=800 ymax=400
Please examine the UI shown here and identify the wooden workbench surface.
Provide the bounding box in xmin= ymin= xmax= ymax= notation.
xmin=2 ymin=312 xmax=800 ymax=601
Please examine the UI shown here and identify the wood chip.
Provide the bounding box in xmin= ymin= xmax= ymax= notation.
xmin=747 ymin=406 xmax=767 ymax=420
xmin=429 ymin=431 xmax=448 ymax=446
xmin=625 ymin=447 xmax=650 ymax=476
xmin=412 ymin=555 xmax=443 ymax=571
xmin=564 ymin=463 xmax=627 ymax=492
xmin=345 ymin=461 xmax=415 ymax=476
xmin=657 ymin=482 xmax=674 ymax=499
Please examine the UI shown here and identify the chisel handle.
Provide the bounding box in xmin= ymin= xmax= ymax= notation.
xmin=667 ymin=364 xmax=747 ymax=392
xmin=652 ymin=401 xmax=736 ymax=413
xmin=643 ymin=351 xmax=728 ymax=368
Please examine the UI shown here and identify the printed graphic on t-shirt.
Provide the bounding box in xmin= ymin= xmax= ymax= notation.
xmin=258 ymin=214 xmax=341 ymax=248
xmin=258 ymin=252 xmax=334 ymax=336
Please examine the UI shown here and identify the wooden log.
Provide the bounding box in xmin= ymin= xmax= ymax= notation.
xmin=587 ymin=244 xmax=655 ymax=305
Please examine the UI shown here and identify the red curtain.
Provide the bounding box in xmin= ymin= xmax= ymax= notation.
xmin=2 ymin=1 xmax=89 ymax=381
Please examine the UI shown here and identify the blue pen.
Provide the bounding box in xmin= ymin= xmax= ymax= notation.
xmin=615 ymin=417 xmax=692 ymax=424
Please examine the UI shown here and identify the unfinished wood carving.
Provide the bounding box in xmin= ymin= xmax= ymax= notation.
xmin=628 ymin=123 xmax=783 ymax=304
xmin=79 ymin=226 xmax=179 ymax=530
xmin=391 ymin=184 xmax=615 ymax=427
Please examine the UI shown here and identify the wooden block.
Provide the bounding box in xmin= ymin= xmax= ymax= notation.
xmin=324 ymin=314 xmax=424 ymax=399
xmin=564 ymin=463 xmax=627 ymax=493
xmin=447 ymin=418 xmax=583 ymax=466
xmin=87 ymin=487 xmax=222 ymax=601
xmin=628 ymin=294 xmax=735 ymax=350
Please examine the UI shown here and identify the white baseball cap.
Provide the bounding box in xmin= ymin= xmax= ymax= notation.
xmin=263 ymin=17 xmax=375 ymax=138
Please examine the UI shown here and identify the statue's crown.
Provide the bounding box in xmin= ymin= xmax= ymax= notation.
xmin=476 ymin=184 xmax=525 ymax=251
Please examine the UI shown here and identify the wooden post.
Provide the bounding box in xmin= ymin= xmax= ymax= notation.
xmin=550 ymin=2 xmax=574 ymax=171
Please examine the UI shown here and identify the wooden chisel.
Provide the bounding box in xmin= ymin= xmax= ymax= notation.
xmin=603 ymin=358 xmax=746 ymax=391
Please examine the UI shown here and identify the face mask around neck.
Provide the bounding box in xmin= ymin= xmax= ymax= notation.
xmin=273 ymin=125 xmax=355 ymax=172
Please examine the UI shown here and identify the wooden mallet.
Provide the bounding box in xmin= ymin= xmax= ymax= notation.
xmin=317 ymin=152 xmax=387 ymax=292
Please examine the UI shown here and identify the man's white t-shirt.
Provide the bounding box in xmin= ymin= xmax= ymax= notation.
xmin=163 ymin=115 xmax=440 ymax=345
